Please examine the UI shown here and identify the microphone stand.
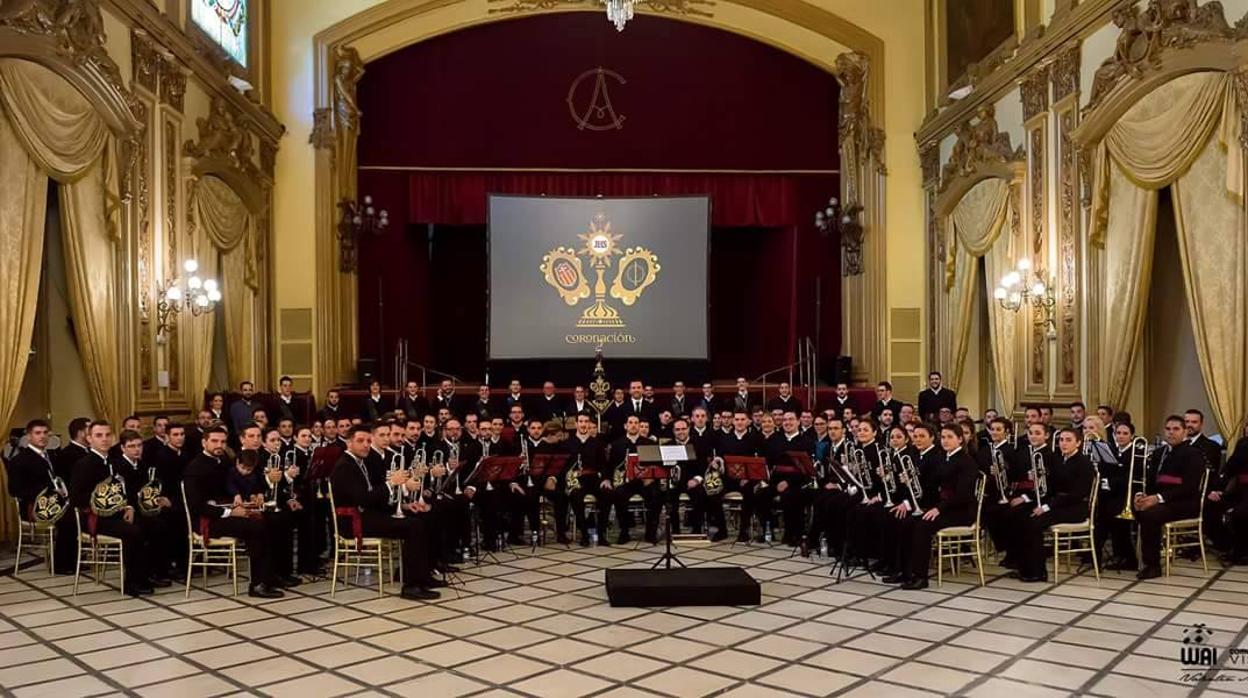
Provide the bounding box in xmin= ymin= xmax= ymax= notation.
xmin=651 ymin=460 xmax=686 ymax=570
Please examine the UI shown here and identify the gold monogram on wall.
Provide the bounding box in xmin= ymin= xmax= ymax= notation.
xmin=567 ymin=67 xmax=626 ymax=131
xmin=540 ymin=213 xmax=660 ymax=328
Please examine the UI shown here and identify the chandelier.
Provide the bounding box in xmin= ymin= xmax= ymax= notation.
xmin=156 ymin=259 xmax=221 ymax=342
xmin=993 ymin=257 xmax=1057 ymax=340
xmin=486 ymin=0 xmax=714 ymax=33
xmin=604 ymin=0 xmax=634 ymax=30
xmin=337 ymin=194 xmax=389 ymax=273
xmin=814 ymin=196 xmax=866 ymax=276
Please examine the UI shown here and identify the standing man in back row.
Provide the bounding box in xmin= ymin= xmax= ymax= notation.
xmin=917 ymin=372 xmax=957 ymax=423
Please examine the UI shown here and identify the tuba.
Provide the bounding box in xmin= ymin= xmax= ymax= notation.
xmin=566 ymin=454 xmax=583 ymax=495
xmin=137 ymin=467 xmax=164 ymax=516
xmin=704 ymin=452 xmax=725 ymax=497
xmin=32 ymin=477 xmax=70 ymax=524
xmin=90 ymin=474 xmax=127 ymax=517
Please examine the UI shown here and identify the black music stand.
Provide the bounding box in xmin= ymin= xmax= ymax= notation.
xmin=638 ymin=443 xmax=694 ymax=570
xmin=780 ymin=451 xmax=817 ymax=557
xmin=470 ymin=456 xmax=523 ymax=563
xmin=723 ymin=456 xmax=768 ymax=547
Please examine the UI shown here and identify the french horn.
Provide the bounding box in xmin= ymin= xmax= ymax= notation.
xmin=137 ymin=467 xmax=164 ymax=517
xmin=90 ymin=476 xmax=127 ymax=517
xmin=31 ymin=477 xmax=69 ymax=524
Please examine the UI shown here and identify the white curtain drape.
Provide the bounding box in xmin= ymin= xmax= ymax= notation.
xmin=942 ymin=177 xmax=1016 ymax=411
xmin=1092 ymin=71 xmax=1246 ymax=442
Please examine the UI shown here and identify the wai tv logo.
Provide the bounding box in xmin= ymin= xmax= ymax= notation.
xmin=1181 ymin=624 xmax=1218 ymax=667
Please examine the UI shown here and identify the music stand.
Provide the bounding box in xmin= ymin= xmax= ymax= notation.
xmin=638 ymin=443 xmax=695 ymax=570
xmin=470 ymin=456 xmax=523 ymax=560
xmin=778 ymin=451 xmax=817 ymax=556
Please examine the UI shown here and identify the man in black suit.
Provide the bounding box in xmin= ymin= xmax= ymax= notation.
xmin=765 ymin=383 xmax=801 ymax=414
xmin=361 ymin=380 xmax=392 ymax=422
xmin=472 ymin=384 xmax=499 ymax=421
xmin=504 ymin=380 xmax=527 ymax=415
xmin=184 ymin=427 xmax=285 ymax=598
xmin=317 ymin=389 xmax=345 ymax=424
xmin=534 ymin=382 xmax=568 ymax=422
xmin=397 ymin=380 xmax=430 ymax=422
xmin=7 ymin=419 xmax=76 ymax=573
xmin=1135 ymin=416 xmax=1210 ymax=579
xmin=1183 ymin=409 xmax=1224 ymax=476
xmin=607 ymin=415 xmax=660 ymax=544
xmin=871 ymin=382 xmax=904 ymax=421
xmin=273 ymin=375 xmax=299 ymax=424
xmin=431 ymin=379 xmax=459 ymax=419
xmin=828 ymin=382 xmax=854 ymax=417
xmin=624 ymin=380 xmax=658 ymax=430
xmin=330 ymin=425 xmax=442 ymax=599
xmin=731 ymin=377 xmax=756 ymax=414
xmin=566 ymin=413 xmax=610 ymax=546
xmin=697 ymin=382 xmax=720 ymax=415
xmin=142 ymin=416 xmax=171 ymax=463
xmin=569 ymin=385 xmax=594 ymax=418
xmin=68 ymin=421 xmax=154 ymax=597
xmin=917 ymin=372 xmax=957 ymax=423
xmin=669 ymin=381 xmax=690 ymax=419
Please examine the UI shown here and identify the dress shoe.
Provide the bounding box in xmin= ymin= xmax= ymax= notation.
xmin=882 ymin=573 xmax=910 ymax=585
xmin=147 ymin=575 xmax=173 ymax=588
xmin=248 ymin=583 xmax=284 ymax=599
xmin=124 ymin=584 xmax=154 ymax=597
xmin=437 ymin=564 xmax=461 ymax=575
xmin=275 ymin=575 xmax=302 ymax=588
xmin=900 ymin=578 xmax=929 ymax=590
xmin=644 ymin=534 xmax=659 ymax=545
xmin=999 ymin=556 xmax=1019 ymax=569
xmin=710 ymin=530 xmax=728 ymax=542
xmin=1106 ymin=558 xmax=1139 ymax=572
xmin=617 ymin=533 xmax=632 ymax=545
xmin=401 ymin=585 xmax=440 ymax=601
xmin=597 ymin=537 xmax=611 ymax=547
xmin=578 ymin=535 xmax=591 ymax=547
xmin=421 ymin=577 xmax=449 ymax=589
xmin=1136 ymin=565 xmax=1163 ymax=580
xmin=1018 ymin=573 xmax=1048 ymax=583
xmin=556 ymin=533 xmax=573 ymax=545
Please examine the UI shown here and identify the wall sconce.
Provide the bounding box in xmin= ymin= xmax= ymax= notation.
xmin=156 ymin=259 xmax=220 ymax=343
xmin=814 ymin=197 xmax=866 ymax=276
xmin=337 ymin=194 xmax=389 ymax=273
xmin=994 ymin=257 xmax=1057 ymax=340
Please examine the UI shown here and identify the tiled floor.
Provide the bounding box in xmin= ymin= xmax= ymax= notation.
xmin=1 ymin=542 xmax=1246 ymax=697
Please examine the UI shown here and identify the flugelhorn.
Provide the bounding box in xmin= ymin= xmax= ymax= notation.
xmin=899 ymin=452 xmax=922 ymax=513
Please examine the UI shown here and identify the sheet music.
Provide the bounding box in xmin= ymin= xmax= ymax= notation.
xmin=659 ymin=445 xmax=687 ymax=462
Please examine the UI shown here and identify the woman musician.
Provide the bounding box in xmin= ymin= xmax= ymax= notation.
xmin=862 ymin=426 xmax=919 ymax=577
xmin=843 ymin=417 xmax=887 ymax=569
xmin=1092 ymin=418 xmax=1137 ymax=571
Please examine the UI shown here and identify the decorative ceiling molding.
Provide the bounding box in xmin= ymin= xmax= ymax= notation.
xmin=1020 ymin=64 xmax=1051 ymax=123
xmin=486 ymin=0 xmax=713 ymax=20
xmin=1083 ymin=0 xmax=1245 ymax=117
xmin=183 ymin=95 xmax=268 ymax=213
xmin=1050 ymin=42 xmax=1080 ymax=102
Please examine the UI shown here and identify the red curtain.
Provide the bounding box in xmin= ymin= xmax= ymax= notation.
xmin=403 ymin=171 xmax=808 ymax=227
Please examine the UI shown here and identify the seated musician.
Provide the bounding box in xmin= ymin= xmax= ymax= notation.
xmin=886 ymin=423 xmax=979 ymax=590
xmin=1081 ymin=417 xmax=1123 ymax=570
xmin=803 ymin=416 xmax=853 ymax=557
xmin=996 ymin=423 xmax=1053 ymax=569
xmin=566 ymin=413 xmax=610 ymax=546
xmin=183 ymin=427 xmax=285 ymax=598
xmin=867 ymin=426 xmax=919 ymax=577
xmin=287 ymin=426 xmax=326 ymax=576
xmin=1103 ymin=421 xmax=1143 ymax=570
xmin=330 ymin=425 xmax=442 ymax=600
xmin=1206 ymin=419 xmax=1248 ymax=565
xmin=508 ymin=419 xmax=548 ymax=546
xmin=843 ymin=417 xmax=887 ymax=565
xmin=1133 ymin=415 xmax=1207 ymax=580
xmin=535 ymin=420 xmax=573 ymax=545
xmin=225 ymin=429 xmax=299 ymax=586
xmin=666 ymin=417 xmax=705 ymax=535
xmin=475 ymin=419 xmax=516 ymax=551
xmin=7 ymin=419 xmax=77 ymax=574
xmin=425 ymin=418 xmax=476 ymax=564
xmin=113 ymin=429 xmax=178 ymax=587
xmin=978 ymin=417 xmax=1021 ymax=560
xmin=1010 ymin=428 xmax=1095 ymax=583
xmin=688 ymin=408 xmax=726 ymax=540
xmin=719 ymin=411 xmax=766 ymax=543
xmin=757 ymin=412 xmax=814 ymax=547
xmin=68 ymin=421 xmax=157 ymax=597
xmin=608 ymin=415 xmax=661 ymax=545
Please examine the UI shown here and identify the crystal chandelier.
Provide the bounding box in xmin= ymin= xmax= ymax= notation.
xmin=604 ymin=0 xmax=635 ymax=31
xmin=156 ymin=259 xmax=221 ymax=343
xmin=994 ymin=257 xmax=1057 ymax=340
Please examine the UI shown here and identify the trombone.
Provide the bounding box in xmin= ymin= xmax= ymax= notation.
xmin=1117 ymin=435 xmax=1151 ymax=520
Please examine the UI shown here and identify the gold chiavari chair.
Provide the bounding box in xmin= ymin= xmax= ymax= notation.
xmin=1162 ymin=469 xmax=1210 ymax=577
xmin=327 ymin=483 xmax=391 ymax=598
xmin=933 ymin=473 xmax=987 ymax=587
xmin=12 ymin=497 xmax=55 ymax=577
xmin=72 ymin=509 xmax=125 ymax=597
xmin=1047 ymin=470 xmax=1101 ymax=583
xmin=181 ymin=482 xmax=240 ymax=597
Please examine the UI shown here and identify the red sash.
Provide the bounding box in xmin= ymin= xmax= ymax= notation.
xmin=1157 ymin=474 xmax=1182 ymax=486
xmin=80 ymin=508 xmax=99 ymax=543
xmin=334 ymin=506 xmax=364 ymax=547
xmin=198 ymin=515 xmax=213 ymax=545
xmin=1011 ymin=478 xmax=1035 ymax=491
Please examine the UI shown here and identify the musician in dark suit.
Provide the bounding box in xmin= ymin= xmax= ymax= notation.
xmin=765 ymin=383 xmax=801 ymax=415
xmin=534 ymin=382 xmax=568 ymax=422
xmin=568 ymin=385 xmax=595 ymax=419
xmin=803 ymin=416 xmax=854 ymax=556
xmin=361 ymin=380 xmax=392 ymax=422
xmin=330 ymin=425 xmax=442 ymax=599
xmin=757 ymin=413 xmax=814 ymax=546
xmin=1205 ymin=421 xmax=1248 ymax=564
xmin=870 ymin=382 xmax=904 ymax=421
xmin=183 ymin=427 xmax=286 ymax=598
xmin=1135 ymin=416 xmax=1209 ymax=579
xmin=605 ymin=415 xmax=660 ymax=544
xmin=142 ymin=416 xmax=171 ymax=463
xmin=507 ymin=420 xmax=547 ymax=545
xmin=317 ymin=389 xmax=345 ymax=423
xmin=1100 ymin=421 xmax=1142 ymax=570
xmin=697 ymin=382 xmax=721 ymax=415
xmin=68 ymin=422 xmax=155 ymax=597
xmin=271 ymin=376 xmax=299 ymax=425
xmin=885 ymin=423 xmax=980 ymax=589
xmin=718 ymin=411 xmax=767 ymax=543
xmin=504 ymin=380 xmax=528 ymax=415
xmin=565 ymin=414 xmax=610 ymax=546
xmin=602 ymin=388 xmax=628 ymax=438
xmin=917 ymin=372 xmax=958 ymax=423
xmin=978 ymin=418 xmax=1022 ymax=561
xmin=828 ymin=383 xmax=854 ymax=418
xmin=423 ymin=418 xmax=476 ymax=561
xmin=668 ymin=381 xmax=690 ymax=419
xmin=472 ymin=385 xmax=500 ymax=421
xmin=624 ymin=380 xmax=659 ymax=430
xmin=6 ymin=419 xmax=76 ymax=573
xmin=731 ymin=377 xmax=757 ymax=414
xmin=431 ymin=379 xmax=460 ymax=420
xmin=1184 ymin=410 xmax=1224 ymax=477
xmin=1007 ymin=428 xmax=1095 ymax=583
xmin=396 ymin=381 xmax=430 ymax=422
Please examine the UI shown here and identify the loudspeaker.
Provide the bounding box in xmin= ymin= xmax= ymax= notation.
xmin=357 ymin=358 xmax=379 ymax=385
xmin=822 ymin=356 xmax=852 ymax=386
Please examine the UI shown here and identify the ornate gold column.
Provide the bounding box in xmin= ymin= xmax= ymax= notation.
xmin=1019 ymin=65 xmax=1050 ymax=401
xmin=1050 ymin=44 xmax=1083 ymax=403
xmin=311 ymin=46 xmax=363 ymax=395
xmin=835 ymin=51 xmax=886 ymax=385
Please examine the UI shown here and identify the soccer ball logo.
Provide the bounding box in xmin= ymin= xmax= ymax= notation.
xmin=1182 ymin=623 xmax=1213 ymax=645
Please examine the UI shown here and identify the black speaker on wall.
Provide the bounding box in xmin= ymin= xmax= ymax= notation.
xmin=357 ymin=358 xmax=379 ymax=386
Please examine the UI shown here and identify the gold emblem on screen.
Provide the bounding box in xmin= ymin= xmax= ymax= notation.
xmin=540 ymin=213 xmax=660 ymax=328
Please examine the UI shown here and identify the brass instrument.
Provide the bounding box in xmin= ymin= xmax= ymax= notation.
xmin=565 ymin=454 xmax=583 ymax=495
xmin=704 ymin=452 xmax=724 ymax=496
xmin=264 ymin=451 xmax=281 ymax=510
xmin=414 ymin=446 xmax=428 ymax=506
xmin=32 ymin=476 xmax=69 ymax=524
xmin=843 ymin=447 xmax=870 ymax=503
xmin=1118 ymin=435 xmax=1151 ymax=520
xmin=90 ymin=473 xmax=127 ymax=517
xmin=283 ymin=449 xmax=300 ymax=503
xmin=878 ymin=446 xmax=897 ymax=506
xmin=520 ymin=438 xmax=534 ymax=488
xmin=612 ymin=452 xmax=627 ymax=487
xmin=137 ymin=466 xmax=164 ymax=516
xmin=899 ymin=452 xmax=922 ymax=513
xmin=389 ymin=449 xmax=407 ymax=518
xmin=450 ymin=442 xmax=463 ymax=496
xmin=990 ymin=446 xmax=1009 ymax=504
xmin=1030 ymin=448 xmax=1048 ymax=502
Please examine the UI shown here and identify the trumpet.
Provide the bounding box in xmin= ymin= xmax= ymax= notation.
xmin=284 ymin=449 xmax=299 ymax=503
xmin=264 ymin=451 xmax=281 ymax=510
xmin=990 ymin=446 xmax=1009 ymax=504
xmin=843 ymin=447 xmax=870 ymax=503
xmin=899 ymin=452 xmax=922 ymax=513
xmin=878 ymin=446 xmax=897 ymax=507
xmin=450 ymin=442 xmax=462 ymax=496
xmin=431 ymin=450 xmax=449 ymax=497
xmin=414 ymin=446 xmax=428 ymax=506
xmin=1030 ymin=448 xmax=1048 ymax=502
xmin=389 ymin=449 xmax=407 ymax=518
xmin=1118 ymin=435 xmax=1151 ymax=520
xmin=520 ymin=438 xmax=534 ymax=488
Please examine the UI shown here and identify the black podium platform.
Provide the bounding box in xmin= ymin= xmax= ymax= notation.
xmin=605 ymin=567 xmax=760 ymax=607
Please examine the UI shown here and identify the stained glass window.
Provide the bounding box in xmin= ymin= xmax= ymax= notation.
xmin=191 ymin=0 xmax=248 ymax=68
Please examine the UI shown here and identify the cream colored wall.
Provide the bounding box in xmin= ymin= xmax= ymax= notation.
xmin=269 ymin=0 xmax=929 ymax=387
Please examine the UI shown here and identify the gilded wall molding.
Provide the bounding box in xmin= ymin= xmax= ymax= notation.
xmin=1020 ymin=65 xmax=1050 ymax=124
xmin=936 ymin=104 xmax=1023 ymax=202
xmin=132 ymin=27 xmax=159 ymax=93
xmin=836 ymin=50 xmax=886 ymax=179
xmin=309 ymin=107 xmax=335 ymax=150
xmin=164 ymin=116 xmax=181 ymax=391
xmin=158 ymin=55 xmax=186 ymax=113
xmin=1050 ymin=42 xmax=1080 ymax=102
xmin=183 ymin=96 xmax=268 ymax=213
xmin=135 ymin=97 xmax=153 ymax=393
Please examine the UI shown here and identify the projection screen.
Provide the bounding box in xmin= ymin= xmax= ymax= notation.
xmin=488 ymin=195 xmax=709 ymax=360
